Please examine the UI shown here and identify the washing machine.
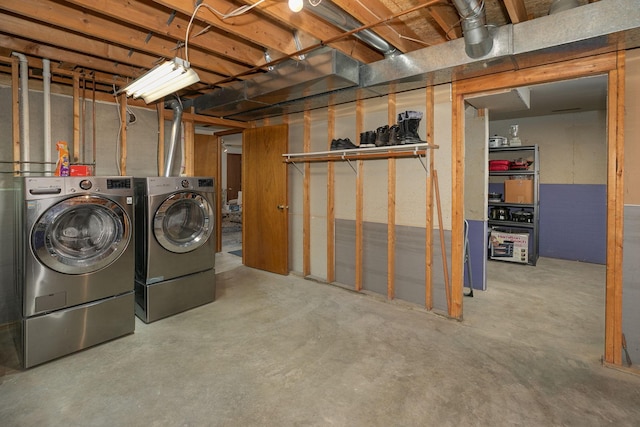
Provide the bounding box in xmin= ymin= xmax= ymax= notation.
xmin=17 ymin=176 xmax=135 ymax=368
xmin=134 ymin=176 xmax=216 ymax=323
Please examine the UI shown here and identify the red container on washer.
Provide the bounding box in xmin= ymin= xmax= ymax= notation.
xmin=70 ymin=165 xmax=93 ymax=176
xmin=489 ymin=160 xmax=510 ymax=171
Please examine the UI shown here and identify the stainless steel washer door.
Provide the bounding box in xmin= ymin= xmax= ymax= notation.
xmin=31 ymin=195 xmax=131 ymax=275
xmin=153 ymin=192 xmax=213 ymax=254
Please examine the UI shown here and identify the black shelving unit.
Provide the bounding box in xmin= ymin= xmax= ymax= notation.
xmin=488 ymin=145 xmax=539 ymax=266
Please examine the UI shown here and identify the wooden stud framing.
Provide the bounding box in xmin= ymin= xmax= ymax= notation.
xmin=11 ymin=56 xmax=20 ymax=175
xmin=451 ymin=81 xmax=464 ymax=319
xmin=216 ymin=135 xmax=223 ymax=253
xmin=604 ymin=51 xmax=626 ymax=365
xmin=72 ymin=73 xmax=80 ymax=164
xmin=157 ymin=103 xmax=165 ymax=175
xmin=388 ymin=93 xmax=397 ymax=300
xmin=303 ymin=110 xmax=311 ymax=277
xmin=426 ymin=86 xmax=435 ymax=310
xmin=184 ymin=120 xmax=195 ymax=176
xmin=327 ymin=105 xmax=336 ymax=283
xmin=118 ymin=93 xmax=127 ymax=176
xmin=452 ymin=52 xmax=623 ymax=358
xmin=355 ymin=100 xmax=364 ymax=291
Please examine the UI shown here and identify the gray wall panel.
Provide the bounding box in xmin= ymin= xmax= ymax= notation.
xmin=362 ymin=222 xmax=388 ymax=296
xmin=335 ymin=220 xmax=451 ymax=312
xmin=335 ymin=219 xmax=355 ymax=289
xmin=395 ymin=225 xmax=426 ymax=305
xmin=430 ymin=229 xmax=452 ymax=313
xmin=623 ymin=205 xmax=640 ymax=364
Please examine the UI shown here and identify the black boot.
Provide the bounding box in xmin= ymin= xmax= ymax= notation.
xmin=398 ymin=110 xmax=424 ymax=144
xmin=375 ymin=125 xmax=390 ymax=146
xmin=359 ymin=131 xmax=376 ymax=148
xmin=389 ymin=124 xmax=401 ymax=145
xmin=331 ymin=138 xmax=358 ymax=150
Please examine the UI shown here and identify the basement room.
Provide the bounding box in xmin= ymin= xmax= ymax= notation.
xmin=1 ymin=0 xmax=640 ymax=425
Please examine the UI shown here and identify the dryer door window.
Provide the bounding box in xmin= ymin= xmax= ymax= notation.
xmin=154 ymin=192 xmax=213 ymax=254
xmin=32 ymin=196 xmax=131 ymax=275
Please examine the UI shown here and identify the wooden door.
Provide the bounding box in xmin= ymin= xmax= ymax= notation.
xmin=194 ymin=133 xmax=222 ymax=252
xmin=242 ymin=124 xmax=288 ymax=275
xmin=226 ymin=153 xmax=242 ymax=202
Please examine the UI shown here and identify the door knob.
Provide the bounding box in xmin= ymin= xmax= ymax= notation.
xmin=277 ymin=205 xmax=289 ymax=210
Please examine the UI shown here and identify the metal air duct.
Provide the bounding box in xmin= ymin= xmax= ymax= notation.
xmin=452 ymin=0 xmax=493 ymax=58
xmin=549 ymin=0 xmax=580 ymax=15
xmin=164 ymin=99 xmax=183 ymax=177
xmin=305 ymin=0 xmax=397 ymax=57
xmin=195 ymin=48 xmax=359 ymax=117
xmin=192 ymin=0 xmax=640 ymax=122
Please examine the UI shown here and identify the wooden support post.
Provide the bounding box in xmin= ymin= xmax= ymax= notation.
xmin=157 ymin=103 xmax=165 ymax=175
xmin=355 ymin=100 xmax=364 ymax=291
xmin=303 ymin=110 xmax=311 ymax=277
xmin=72 ymin=73 xmax=80 ymax=163
xmin=12 ymin=57 xmax=20 ymax=175
xmin=426 ymin=86 xmax=435 ymax=310
xmin=450 ymin=82 xmax=463 ymax=319
xmin=605 ymin=51 xmax=625 ymax=365
xmin=119 ymin=93 xmax=127 ymax=176
xmin=216 ymin=135 xmax=224 ymax=252
xmin=327 ymin=105 xmax=336 ymax=283
xmin=184 ymin=119 xmax=194 ymax=176
xmin=388 ymin=93 xmax=397 ymax=300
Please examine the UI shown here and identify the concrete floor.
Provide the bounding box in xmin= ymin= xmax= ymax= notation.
xmin=1 ymin=254 xmax=640 ymax=426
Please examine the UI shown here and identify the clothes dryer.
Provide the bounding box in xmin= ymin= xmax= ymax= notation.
xmin=18 ymin=176 xmax=135 ymax=368
xmin=134 ymin=176 xmax=216 ymax=323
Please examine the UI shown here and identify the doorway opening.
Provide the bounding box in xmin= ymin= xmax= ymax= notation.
xmin=462 ymin=74 xmax=609 ymax=363
xmin=221 ymin=134 xmax=243 ymax=255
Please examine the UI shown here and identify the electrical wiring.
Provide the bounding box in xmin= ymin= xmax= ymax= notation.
xmin=185 ymin=0 xmax=268 ymax=62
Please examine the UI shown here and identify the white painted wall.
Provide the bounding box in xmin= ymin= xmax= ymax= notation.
xmin=490 ymin=110 xmax=607 ymax=185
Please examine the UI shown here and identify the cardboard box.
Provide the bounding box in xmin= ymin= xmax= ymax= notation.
xmin=489 ymin=230 xmax=529 ymax=264
xmin=504 ymin=179 xmax=533 ymax=204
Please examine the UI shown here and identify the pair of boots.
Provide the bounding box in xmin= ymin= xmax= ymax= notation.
xmin=356 ymin=111 xmax=424 ymax=148
xmin=359 ymin=125 xmax=397 ymax=147
xmin=359 ymin=130 xmax=376 ymax=148
xmin=330 ymin=138 xmax=358 ymax=150
xmin=397 ymin=110 xmax=424 ymax=144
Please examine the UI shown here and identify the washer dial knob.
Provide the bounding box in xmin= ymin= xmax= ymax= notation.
xmin=79 ymin=179 xmax=92 ymax=190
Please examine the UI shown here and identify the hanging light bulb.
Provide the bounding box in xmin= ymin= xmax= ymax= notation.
xmin=289 ymin=0 xmax=304 ymax=13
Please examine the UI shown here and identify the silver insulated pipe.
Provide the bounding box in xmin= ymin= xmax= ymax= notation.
xmin=164 ymin=99 xmax=183 ymax=177
xmin=452 ymin=0 xmax=493 ymax=58
xmin=306 ymin=0 xmax=397 ymax=57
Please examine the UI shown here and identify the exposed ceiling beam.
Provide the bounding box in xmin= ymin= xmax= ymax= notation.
xmin=0 ymin=34 xmax=141 ymax=80
xmin=331 ymin=0 xmax=434 ymax=52
xmin=63 ymin=0 xmax=266 ymax=67
xmin=503 ymin=0 xmax=529 ymax=24
xmin=153 ymin=0 xmax=299 ymax=59
xmin=427 ymin=3 xmax=463 ymax=40
xmin=0 ymin=0 xmax=250 ymax=81
xmin=237 ymin=0 xmax=383 ymax=63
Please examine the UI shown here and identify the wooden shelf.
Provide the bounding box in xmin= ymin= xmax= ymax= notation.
xmin=283 ymin=142 xmax=438 ymax=163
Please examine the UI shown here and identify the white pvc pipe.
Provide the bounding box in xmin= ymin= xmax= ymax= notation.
xmin=11 ymin=52 xmax=30 ymax=173
xmin=43 ymin=59 xmax=52 ymax=175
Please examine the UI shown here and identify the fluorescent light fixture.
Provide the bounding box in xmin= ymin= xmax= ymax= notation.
xmin=289 ymin=0 xmax=303 ymax=13
xmin=122 ymin=57 xmax=200 ymax=103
